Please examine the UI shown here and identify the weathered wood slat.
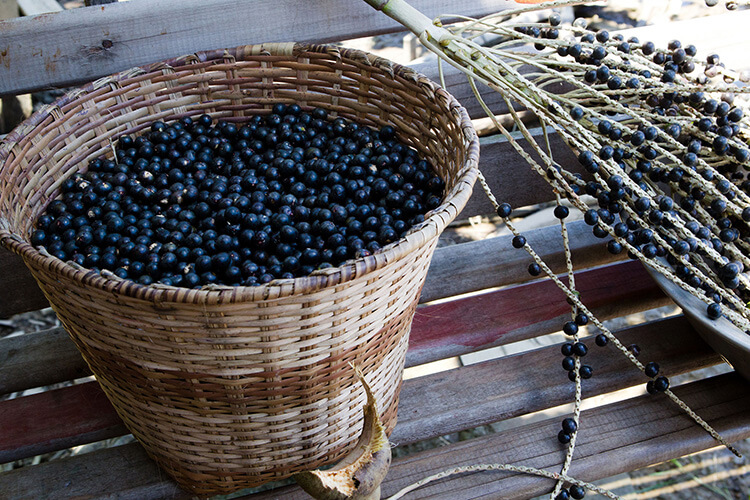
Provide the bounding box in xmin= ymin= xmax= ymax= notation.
xmin=17 ymin=0 xmax=64 ymax=16
xmin=2 ymin=310 xmax=704 ymax=464
xmin=0 ymin=382 xmax=127 ymax=463
xmin=0 ymin=0 xmax=512 ymax=96
xmin=3 ymin=4 xmax=749 ymax=99
xmin=456 ymin=128 xmax=582 ymax=219
xmin=398 ymin=315 xmax=720 ymax=447
xmin=0 ymin=441 xmax=191 ymax=500
xmin=420 ymin=219 xmax=618 ymax=304
xmin=9 ymin=370 xmax=744 ymax=500
xmin=0 ymin=327 xmax=90 ymax=394
xmin=0 ymin=0 xmax=17 ymax=20
xmin=408 ymin=259 xmax=668 ymax=367
xmin=0 ymin=250 xmax=49 ymax=318
xmin=250 ymin=373 xmax=750 ymax=499
xmin=0 ymin=314 xmax=724 ymax=495
xmin=411 ymin=59 xmax=537 ymax=123
xmin=0 ymin=251 xmax=644 ymax=396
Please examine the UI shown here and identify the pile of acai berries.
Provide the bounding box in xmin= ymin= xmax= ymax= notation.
xmin=30 ymin=104 xmax=446 ymax=288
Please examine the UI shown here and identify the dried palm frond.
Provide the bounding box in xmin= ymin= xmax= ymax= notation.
xmin=362 ymin=0 xmax=749 ymax=497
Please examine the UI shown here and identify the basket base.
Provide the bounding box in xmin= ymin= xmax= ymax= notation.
xmin=73 ymin=296 xmax=417 ymax=497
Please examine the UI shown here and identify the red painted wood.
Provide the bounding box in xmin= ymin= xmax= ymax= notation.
xmin=408 ymin=260 xmax=665 ymax=365
xmin=0 ymin=260 xmax=663 ymax=463
xmin=0 ymin=260 xmax=661 ymax=461
xmin=0 ymin=381 xmax=127 ymax=462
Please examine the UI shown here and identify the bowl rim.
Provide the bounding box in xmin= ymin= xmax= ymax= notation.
xmin=643 ymin=260 xmax=750 ymax=352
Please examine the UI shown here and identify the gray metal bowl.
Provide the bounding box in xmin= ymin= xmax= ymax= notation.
xmin=645 ymin=263 xmax=750 ymax=382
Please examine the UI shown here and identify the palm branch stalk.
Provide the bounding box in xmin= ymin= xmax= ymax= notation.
xmin=362 ymin=0 xmax=748 ymax=497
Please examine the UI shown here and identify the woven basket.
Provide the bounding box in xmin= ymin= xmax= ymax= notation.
xmin=0 ymin=43 xmax=479 ymax=495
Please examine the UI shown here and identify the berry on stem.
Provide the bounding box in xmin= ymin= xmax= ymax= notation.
xmin=569 ymin=485 xmax=586 ymax=499
xmin=654 ymin=376 xmax=670 ymax=392
xmin=563 ymin=321 xmax=579 ymax=336
xmin=644 ymin=361 xmax=660 ymax=378
xmin=562 ymin=417 xmax=577 ymax=434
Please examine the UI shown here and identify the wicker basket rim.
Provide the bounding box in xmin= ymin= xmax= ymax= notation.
xmin=0 ymin=42 xmax=480 ymax=305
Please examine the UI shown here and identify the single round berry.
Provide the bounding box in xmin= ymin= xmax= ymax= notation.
xmin=563 ymin=321 xmax=579 ymax=336
xmin=644 ymin=361 xmax=660 ymax=378
xmin=497 ymin=203 xmax=512 ymax=218
xmin=653 ymin=376 xmax=670 ymax=392
xmin=579 ymin=365 xmax=593 ymax=379
xmin=512 ymin=235 xmax=527 ymax=249
xmin=574 ymin=312 xmax=589 ymax=326
xmin=562 ymin=356 xmax=576 ymax=372
xmin=561 ymin=342 xmax=574 ymax=356
xmin=572 ymin=342 xmax=588 ymax=357
xmin=528 ymin=262 xmax=542 ymax=276
xmin=558 ymin=430 xmax=571 ymax=444
xmin=569 ymin=485 xmax=586 ymax=499
xmin=561 ymin=417 xmax=577 ymax=434
xmin=554 ymin=205 xmax=570 ymax=219
xmin=707 ymin=302 xmax=722 ymax=320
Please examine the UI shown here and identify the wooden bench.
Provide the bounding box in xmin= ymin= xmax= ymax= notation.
xmin=2 ymin=1 xmax=750 ymax=498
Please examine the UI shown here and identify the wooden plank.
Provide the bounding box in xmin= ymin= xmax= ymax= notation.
xmin=383 ymin=373 xmax=750 ymax=500
xmin=0 ymin=315 xmax=724 ymax=495
xmin=0 ymin=314 xmax=713 ymax=463
xmin=0 ymin=327 xmax=89 ymax=394
xmin=0 ymin=0 xmax=18 ymax=19
xmin=0 ymin=381 xmax=127 ymax=463
xmin=17 ymin=0 xmax=64 ymax=16
xmin=0 ymin=255 xmax=645 ymax=395
xmin=412 ymin=59 xmax=528 ymax=122
xmin=0 ymin=0 xmax=512 ymax=96
xmin=2 ymin=2 xmax=747 ymax=99
xmin=249 ymin=373 xmax=750 ymax=499
xmin=0 ymin=0 xmax=32 ymax=135
xmin=0 ymin=441 xmax=191 ymax=500
xmin=421 ymin=219 xmax=619 ymax=304
xmin=456 ymin=128 xmax=583 ymax=219
xmin=0 ymin=247 xmax=49 ymax=318
xmin=408 ymin=259 xmax=669 ymax=367
xmin=398 ymin=315 xmax=720 ymax=446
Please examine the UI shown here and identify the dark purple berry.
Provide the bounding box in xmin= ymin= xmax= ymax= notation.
xmin=561 ymin=417 xmax=577 ymax=434
xmin=569 ymin=485 xmax=586 ymax=499
xmin=644 ymin=361 xmax=660 ymax=378
xmin=653 ymin=376 xmax=670 ymax=392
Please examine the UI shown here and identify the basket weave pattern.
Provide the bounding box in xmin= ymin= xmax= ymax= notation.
xmin=0 ymin=43 xmax=479 ymax=495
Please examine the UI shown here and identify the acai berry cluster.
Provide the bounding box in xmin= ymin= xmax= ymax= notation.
xmin=29 ymin=104 xmax=445 ymax=288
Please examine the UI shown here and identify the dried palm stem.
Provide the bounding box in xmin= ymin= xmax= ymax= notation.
xmin=362 ymin=0 xmax=748 ymax=496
